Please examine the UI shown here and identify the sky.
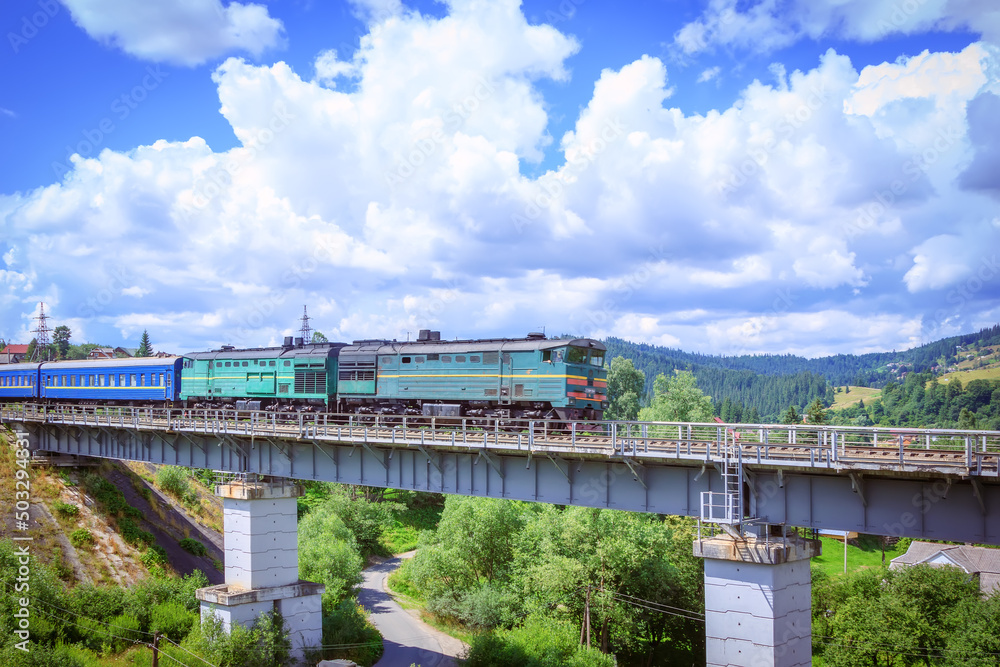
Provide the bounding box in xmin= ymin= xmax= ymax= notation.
xmin=1 ymin=0 xmax=999 ymax=358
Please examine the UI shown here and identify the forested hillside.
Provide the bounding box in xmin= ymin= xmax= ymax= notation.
xmin=603 ymin=324 xmax=1000 ymax=422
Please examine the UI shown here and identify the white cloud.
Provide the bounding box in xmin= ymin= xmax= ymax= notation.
xmin=1 ymin=1 xmax=998 ymax=355
xmin=673 ymin=0 xmax=998 ymax=56
xmin=61 ymin=0 xmax=285 ymax=66
xmin=697 ymin=66 xmax=721 ymax=83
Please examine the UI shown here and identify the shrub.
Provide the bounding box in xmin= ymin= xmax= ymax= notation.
xmin=70 ymin=528 xmax=94 ymax=548
xmin=178 ymin=538 xmax=206 ymax=557
xmin=319 ymin=600 xmax=382 ymax=666
xmin=83 ymin=474 xmax=127 ymax=516
xmin=141 ymin=545 xmax=169 ymax=568
xmin=155 ymin=466 xmax=190 ymax=498
xmin=186 ymin=610 xmax=290 ymax=667
xmin=117 ymin=518 xmax=155 ymax=547
xmin=150 ymin=600 xmax=196 ymax=642
xmin=53 ymin=501 xmax=80 ymax=518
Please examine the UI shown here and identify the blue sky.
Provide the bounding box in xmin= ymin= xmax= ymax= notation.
xmin=1 ymin=0 xmax=998 ymax=357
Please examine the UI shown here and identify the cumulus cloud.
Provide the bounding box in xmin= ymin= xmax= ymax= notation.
xmin=673 ymin=0 xmax=1000 ymax=56
xmin=61 ymin=0 xmax=285 ymax=66
xmin=1 ymin=0 xmax=998 ymax=356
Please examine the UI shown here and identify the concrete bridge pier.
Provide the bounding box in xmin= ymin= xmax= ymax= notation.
xmin=694 ymin=532 xmax=820 ymax=667
xmin=196 ymin=478 xmax=323 ymax=663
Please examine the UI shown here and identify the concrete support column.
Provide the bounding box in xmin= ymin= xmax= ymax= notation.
xmin=196 ymin=479 xmax=324 ymax=664
xmin=694 ymin=534 xmax=820 ymax=667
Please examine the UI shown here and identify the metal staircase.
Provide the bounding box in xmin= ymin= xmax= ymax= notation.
xmin=700 ymin=428 xmax=746 ymax=535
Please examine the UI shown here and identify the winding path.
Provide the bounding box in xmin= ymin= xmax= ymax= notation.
xmin=358 ymin=552 xmax=466 ymax=667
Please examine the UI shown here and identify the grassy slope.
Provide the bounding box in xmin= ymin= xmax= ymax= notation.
xmin=830 ymin=386 xmax=881 ymax=409
xmin=810 ymin=535 xmax=909 ymax=578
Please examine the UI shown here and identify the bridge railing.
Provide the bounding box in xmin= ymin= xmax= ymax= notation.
xmin=2 ymin=403 xmax=998 ymax=475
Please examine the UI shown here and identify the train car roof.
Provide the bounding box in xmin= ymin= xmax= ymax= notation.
xmin=0 ymin=362 xmax=42 ymax=372
xmin=39 ymin=357 xmax=182 ymax=370
xmin=342 ymin=337 xmax=606 ymax=356
xmin=182 ymin=342 xmax=348 ymax=361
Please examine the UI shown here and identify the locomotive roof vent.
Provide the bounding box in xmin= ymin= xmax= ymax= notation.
xmin=283 ymin=336 xmax=294 ymax=349
xmin=294 ymin=337 xmax=304 ymax=347
xmin=428 ymin=331 xmax=441 ymax=341
xmin=418 ymin=329 xmax=431 ymax=341
xmin=527 ymin=332 xmax=546 ymax=339
xmin=221 ymin=345 xmax=235 ymax=351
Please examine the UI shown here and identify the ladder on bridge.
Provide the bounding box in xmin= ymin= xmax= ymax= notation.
xmin=700 ymin=428 xmax=748 ymax=534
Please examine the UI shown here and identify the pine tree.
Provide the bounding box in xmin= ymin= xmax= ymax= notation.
xmin=137 ymin=330 xmax=152 ymax=357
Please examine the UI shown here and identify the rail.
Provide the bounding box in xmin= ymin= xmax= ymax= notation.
xmin=1 ymin=403 xmax=998 ymax=476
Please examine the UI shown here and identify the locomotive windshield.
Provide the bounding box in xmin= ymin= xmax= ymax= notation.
xmin=565 ymin=346 xmax=605 ymax=367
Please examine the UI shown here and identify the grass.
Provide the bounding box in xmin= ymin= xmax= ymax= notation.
xmin=935 ymin=365 xmax=1000 ymax=385
xmin=830 ymin=386 xmax=882 ymax=409
xmin=381 ymin=501 xmax=443 ymax=554
xmin=810 ymin=534 xmax=909 ymax=578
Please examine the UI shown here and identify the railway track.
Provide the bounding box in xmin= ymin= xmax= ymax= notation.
xmin=3 ymin=403 xmax=998 ymax=476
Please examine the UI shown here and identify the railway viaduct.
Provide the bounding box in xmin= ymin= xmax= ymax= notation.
xmin=4 ymin=403 xmax=999 ymax=666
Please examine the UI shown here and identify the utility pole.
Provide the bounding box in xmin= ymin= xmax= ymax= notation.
xmin=151 ymin=632 xmax=160 ymax=667
xmin=31 ymin=302 xmax=52 ymax=361
xmin=299 ymin=305 xmax=312 ymax=342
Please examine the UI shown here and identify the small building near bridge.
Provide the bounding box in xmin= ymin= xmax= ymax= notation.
xmin=890 ymin=541 xmax=1000 ymax=597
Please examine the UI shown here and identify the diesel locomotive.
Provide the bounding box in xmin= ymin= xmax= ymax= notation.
xmin=0 ymin=331 xmax=608 ymax=422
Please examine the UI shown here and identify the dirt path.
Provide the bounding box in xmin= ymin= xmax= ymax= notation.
xmin=359 ymin=551 xmax=467 ymax=667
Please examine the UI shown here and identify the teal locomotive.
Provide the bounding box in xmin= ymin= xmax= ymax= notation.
xmin=179 ymin=331 xmax=607 ymax=421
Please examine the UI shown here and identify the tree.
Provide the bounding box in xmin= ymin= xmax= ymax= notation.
xmin=605 ymin=357 xmax=645 ymax=422
xmin=638 ymin=370 xmax=713 ymax=423
xmin=52 ymin=326 xmax=71 ymax=359
xmin=311 ymin=331 xmax=328 ymax=343
xmin=782 ymin=405 xmax=800 ymax=424
xmin=25 ymin=338 xmax=37 ymax=361
xmin=806 ymin=398 xmax=828 ymax=425
xmin=298 ymin=501 xmax=363 ymax=606
xmin=136 ymin=330 xmax=152 ymax=357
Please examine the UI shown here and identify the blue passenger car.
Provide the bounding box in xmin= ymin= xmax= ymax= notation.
xmin=39 ymin=357 xmax=182 ymax=403
xmin=0 ymin=362 xmax=41 ymax=401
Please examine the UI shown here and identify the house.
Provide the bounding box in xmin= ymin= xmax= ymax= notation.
xmin=0 ymin=344 xmax=30 ymax=364
xmin=890 ymin=541 xmax=1000 ymax=597
xmin=88 ymin=347 xmax=134 ymax=360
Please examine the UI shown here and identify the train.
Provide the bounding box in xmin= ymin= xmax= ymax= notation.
xmin=0 ymin=331 xmax=608 ymax=422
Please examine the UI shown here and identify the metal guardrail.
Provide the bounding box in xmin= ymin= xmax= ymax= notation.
xmin=2 ymin=403 xmax=998 ymax=476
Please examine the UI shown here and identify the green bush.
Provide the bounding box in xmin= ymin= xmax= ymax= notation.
xmin=155 ymin=466 xmax=190 ymax=498
xmin=318 ymin=600 xmax=382 ymax=666
xmin=83 ymin=474 xmax=127 ymax=516
xmin=178 ymin=538 xmax=207 ymax=557
xmin=70 ymin=528 xmax=94 ymax=548
xmin=53 ymin=501 xmax=79 ymax=518
xmin=117 ymin=518 xmax=155 ymax=547
xmin=185 ymin=610 xmax=290 ymax=667
xmin=141 ymin=545 xmax=169 ymax=568
xmin=464 ymin=614 xmax=616 ymax=667
xmin=150 ymin=600 xmax=196 ymax=642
